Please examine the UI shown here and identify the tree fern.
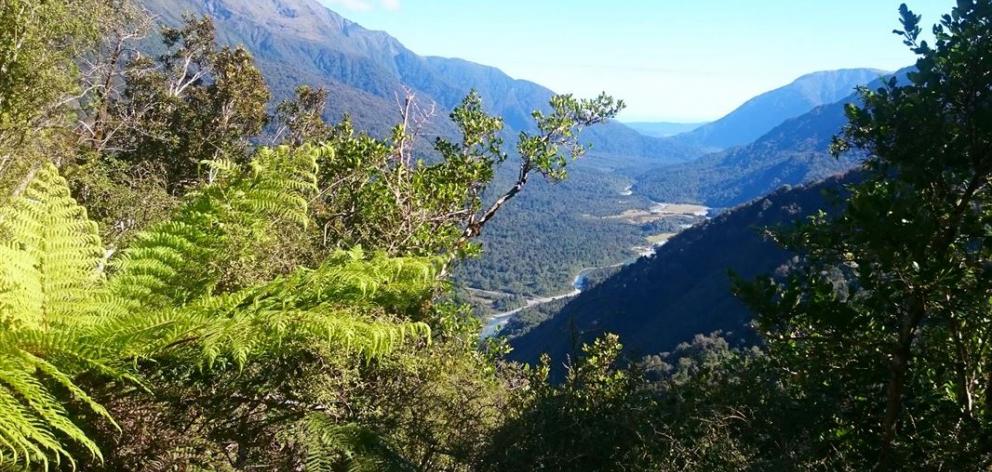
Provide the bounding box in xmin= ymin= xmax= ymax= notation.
xmin=107 ymin=145 xmax=319 ymax=309
xmin=0 ymin=146 xmax=435 ymax=469
xmin=0 ymin=164 xmax=104 ymax=328
xmin=97 ymin=248 xmax=435 ymax=367
xmin=0 ymin=164 xmax=115 ymax=469
xmin=300 ymin=415 xmax=417 ymax=472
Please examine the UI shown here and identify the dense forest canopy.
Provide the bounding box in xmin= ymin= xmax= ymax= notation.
xmin=0 ymin=1 xmax=990 ymax=471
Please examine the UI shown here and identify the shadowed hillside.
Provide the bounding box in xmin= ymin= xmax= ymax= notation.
xmin=510 ymin=173 xmax=857 ymax=369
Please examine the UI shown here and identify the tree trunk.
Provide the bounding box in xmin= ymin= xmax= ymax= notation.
xmin=877 ymin=298 xmax=925 ymax=470
xmin=949 ymin=316 xmax=975 ymax=418
xmin=985 ymin=353 xmax=992 ymax=422
xmin=877 ymin=171 xmax=989 ymax=467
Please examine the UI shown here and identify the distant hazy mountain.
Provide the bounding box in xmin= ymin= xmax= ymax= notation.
xmin=673 ymin=69 xmax=887 ymax=151
xmin=635 ymin=100 xmax=856 ymax=208
xmin=624 ymin=121 xmax=708 ymax=138
xmin=634 ymin=69 xmax=910 ymax=209
xmin=509 ymin=173 xmax=855 ymax=371
xmin=138 ymin=0 xmax=695 ymax=162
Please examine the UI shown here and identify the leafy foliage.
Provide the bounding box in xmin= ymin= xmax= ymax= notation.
xmin=0 ymin=146 xmax=433 ymax=469
xmin=485 ymin=333 xmax=771 ymax=472
xmin=735 ymin=1 xmax=992 ymax=468
xmin=21 ymin=0 xmax=992 ymax=470
xmin=107 ymin=145 xmax=318 ymax=304
xmin=0 ymin=0 xmax=111 ymax=160
xmin=106 ymin=15 xmax=271 ymax=194
xmin=300 ymin=417 xmax=416 ymax=472
xmin=484 ymin=335 xmax=647 ymax=470
xmin=0 ymin=164 xmax=116 ymax=469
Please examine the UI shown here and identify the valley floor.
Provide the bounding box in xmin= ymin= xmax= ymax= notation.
xmin=478 ymin=180 xmax=710 ymax=338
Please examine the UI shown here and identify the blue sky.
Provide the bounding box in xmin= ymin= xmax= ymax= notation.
xmin=318 ymin=0 xmax=951 ymax=122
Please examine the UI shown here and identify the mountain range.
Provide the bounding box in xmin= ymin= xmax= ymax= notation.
xmin=140 ymin=0 xmax=695 ymax=163
xmin=624 ymin=121 xmax=707 ymax=138
xmin=635 ymin=68 xmax=911 ymax=209
xmin=139 ymin=0 xmax=893 ymax=187
xmin=509 ymin=71 xmax=915 ymax=366
xmin=672 ymin=68 xmax=886 ymax=151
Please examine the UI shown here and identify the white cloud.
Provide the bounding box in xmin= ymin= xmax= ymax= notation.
xmin=322 ymin=0 xmax=399 ymax=12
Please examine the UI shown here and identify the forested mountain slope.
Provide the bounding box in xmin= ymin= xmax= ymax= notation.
xmin=635 ymin=69 xmax=912 ymax=208
xmin=510 ymin=173 xmax=856 ymax=368
xmin=139 ymin=0 xmax=695 ymax=161
xmin=672 ymin=68 xmax=885 ymax=150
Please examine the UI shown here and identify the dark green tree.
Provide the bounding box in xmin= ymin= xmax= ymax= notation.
xmin=68 ymin=14 xmax=272 ymax=246
xmin=482 ymin=334 xmax=656 ymax=471
xmin=483 ymin=333 xmax=771 ymax=472
xmin=738 ymin=1 xmax=992 ymax=468
xmin=109 ymin=15 xmax=270 ymax=193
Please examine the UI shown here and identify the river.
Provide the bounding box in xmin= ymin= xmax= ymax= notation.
xmin=480 ymin=270 xmax=588 ymax=338
xmin=479 ymin=186 xmax=710 ymax=339
xmin=480 ymin=256 xmax=651 ymax=338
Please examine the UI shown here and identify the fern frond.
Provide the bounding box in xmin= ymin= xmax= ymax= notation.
xmin=98 ymin=249 xmax=437 ymax=367
xmin=107 ymin=145 xmax=318 ymax=309
xmin=0 ymin=335 xmax=109 ymax=470
xmin=266 ymin=248 xmax=439 ymax=314
xmin=0 ymin=164 xmax=103 ymax=328
xmin=300 ymin=415 xmax=416 ymax=472
xmin=0 ymin=164 xmax=110 ymax=469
